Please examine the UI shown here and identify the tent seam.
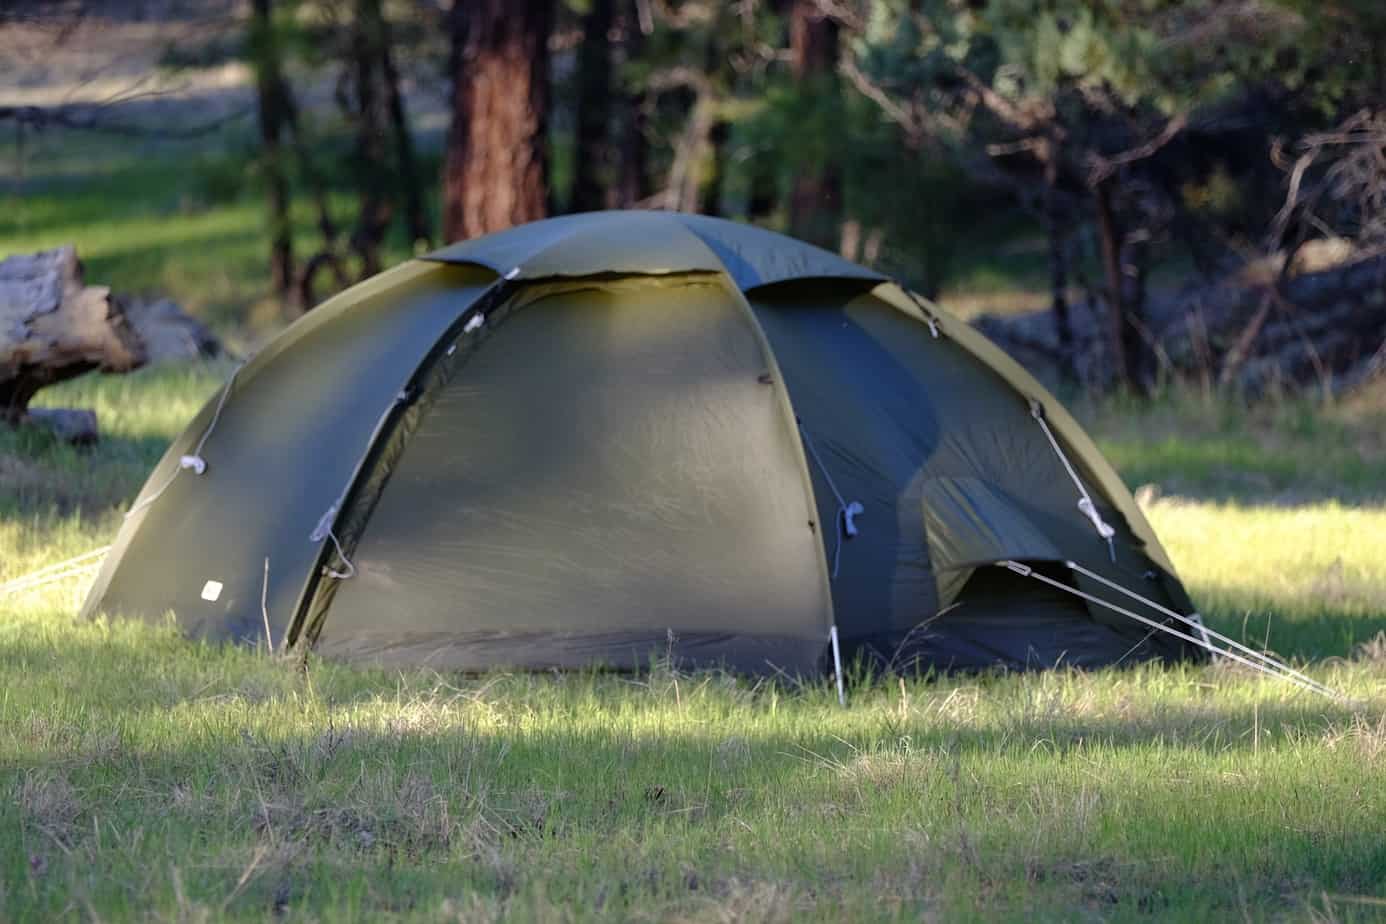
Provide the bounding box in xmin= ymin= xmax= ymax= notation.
xmin=721 ymin=281 xmax=838 ymax=646
xmin=283 ymin=277 xmax=514 ymax=649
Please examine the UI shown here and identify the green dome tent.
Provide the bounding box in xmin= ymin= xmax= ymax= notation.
xmin=82 ymin=211 xmax=1204 ymax=678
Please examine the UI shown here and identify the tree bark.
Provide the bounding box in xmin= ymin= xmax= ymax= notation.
xmin=698 ymin=118 xmax=729 ymax=216
xmin=0 ymin=247 xmax=144 ymax=424
xmin=347 ymin=0 xmax=395 ymax=278
xmin=374 ymin=1 xmax=430 ymax=249
xmin=571 ymin=0 xmax=614 ymax=213
xmin=786 ymin=0 xmax=841 ymax=248
xmin=442 ymin=0 xmax=552 ymax=242
xmin=1043 ymin=157 xmax=1075 ymax=382
xmin=250 ymin=0 xmax=294 ymax=304
xmin=614 ymin=0 xmax=650 ymax=208
xmin=1094 ymin=179 xmax=1131 ymax=388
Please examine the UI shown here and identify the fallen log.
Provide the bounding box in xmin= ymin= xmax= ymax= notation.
xmin=21 ymin=408 xmax=99 ymax=445
xmin=0 ymin=247 xmax=145 ymax=430
xmin=973 ymin=246 xmax=1386 ymax=395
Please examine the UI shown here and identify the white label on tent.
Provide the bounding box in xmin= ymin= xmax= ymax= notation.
xmin=200 ymin=580 xmax=224 ymax=602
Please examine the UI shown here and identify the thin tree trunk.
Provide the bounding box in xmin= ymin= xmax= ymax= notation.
xmin=281 ymin=86 xmax=351 ymax=310
xmin=1044 ymin=159 xmax=1075 ymax=382
xmin=442 ymin=0 xmax=552 ymax=242
xmin=374 ymin=3 xmax=429 ymax=249
xmin=747 ymin=152 xmax=777 ymax=222
xmin=1120 ymin=230 xmax=1151 ymax=391
xmin=698 ymin=118 xmax=729 ymax=216
xmin=614 ymin=0 xmax=650 ymax=207
xmin=786 ymin=0 xmax=841 ymax=247
xmin=1094 ymin=179 xmax=1130 ymax=388
xmin=348 ymin=0 xmax=394 ymax=278
xmin=250 ymin=0 xmax=294 ymax=304
xmin=572 ymin=0 xmax=614 ymax=213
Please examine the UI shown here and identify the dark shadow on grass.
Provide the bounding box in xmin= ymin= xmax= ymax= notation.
xmin=0 ymin=428 xmax=176 ymax=521
xmin=8 ymin=623 xmax=1386 ymax=919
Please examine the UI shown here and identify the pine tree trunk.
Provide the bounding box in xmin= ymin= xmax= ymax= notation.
xmin=442 ymin=0 xmax=552 ymax=242
xmin=373 ymin=1 xmax=429 ymax=249
xmin=786 ymin=0 xmax=841 ymax=248
xmin=349 ymin=0 xmax=392 ymax=278
xmin=614 ymin=0 xmax=650 ymax=208
xmin=250 ymin=0 xmax=294 ymax=304
xmin=1093 ymin=179 xmax=1156 ymax=393
xmin=572 ymin=0 xmax=613 ymax=213
xmin=1094 ymin=179 xmax=1130 ymax=388
xmin=698 ymin=119 xmax=729 ymax=216
xmin=1044 ymin=161 xmax=1075 ymax=382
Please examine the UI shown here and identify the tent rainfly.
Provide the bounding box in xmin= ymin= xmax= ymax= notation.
xmin=82 ymin=211 xmax=1214 ymax=681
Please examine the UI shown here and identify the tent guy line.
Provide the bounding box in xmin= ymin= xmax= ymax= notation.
xmin=124 ymin=362 xmax=244 ymax=520
xmin=998 ymin=561 xmax=1345 ymax=702
xmin=1064 ymin=559 xmax=1340 ymax=700
xmin=1029 ymin=399 xmax=1117 ymax=562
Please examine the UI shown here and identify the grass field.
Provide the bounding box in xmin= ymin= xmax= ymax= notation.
xmin=6 ymin=146 xmax=1386 ymax=921
xmin=4 ymin=363 xmax=1386 ymax=922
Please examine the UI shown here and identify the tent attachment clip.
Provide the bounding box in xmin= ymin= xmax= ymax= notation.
xmin=178 ymin=454 xmax=207 ymax=475
xmin=842 ymin=501 xmax=864 ymax=538
xmin=310 ymin=505 xmax=338 ymax=543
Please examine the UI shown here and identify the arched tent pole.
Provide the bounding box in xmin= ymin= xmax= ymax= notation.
xmin=283 ymin=273 xmax=516 ymax=649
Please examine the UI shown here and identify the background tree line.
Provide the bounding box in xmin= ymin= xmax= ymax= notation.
xmin=230 ymin=0 xmax=1386 ymax=394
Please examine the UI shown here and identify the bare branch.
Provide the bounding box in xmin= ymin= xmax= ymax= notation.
xmin=838 ymin=53 xmax=927 ymax=144
xmin=0 ymin=103 xmax=252 ymax=138
xmin=1087 ymin=114 xmax=1188 ymax=185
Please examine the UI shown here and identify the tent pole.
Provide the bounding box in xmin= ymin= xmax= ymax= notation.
xmin=830 ymin=624 xmax=846 ymax=706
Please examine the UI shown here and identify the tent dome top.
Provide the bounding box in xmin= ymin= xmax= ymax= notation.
xmin=423 ymin=210 xmax=886 ymax=292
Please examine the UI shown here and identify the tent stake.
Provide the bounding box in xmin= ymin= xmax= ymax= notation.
xmin=830 ymin=624 xmax=846 ymax=706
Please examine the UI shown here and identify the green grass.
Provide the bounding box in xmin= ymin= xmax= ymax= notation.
xmin=4 ymin=367 xmax=1386 ymax=922
xmin=0 ymin=131 xmax=429 ymax=342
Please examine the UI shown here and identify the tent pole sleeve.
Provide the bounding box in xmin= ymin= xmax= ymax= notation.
xmin=284 ymin=278 xmax=513 ymax=648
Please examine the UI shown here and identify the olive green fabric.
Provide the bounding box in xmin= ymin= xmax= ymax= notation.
xmin=920 ymin=477 xmax=1061 ymax=581
xmin=314 ymin=277 xmax=832 ymax=672
xmin=424 ymin=210 xmax=884 ymax=291
xmin=83 ymin=211 xmax=1197 ymax=676
xmin=82 ymin=262 xmax=495 ymax=641
xmin=748 ymin=286 xmax=1196 ymax=669
xmin=910 ymin=563 xmax=1167 ymax=672
xmin=872 ymin=283 xmax=1179 ymax=578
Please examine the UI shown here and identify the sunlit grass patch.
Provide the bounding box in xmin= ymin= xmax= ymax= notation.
xmin=1 ymin=341 xmax=1386 ymax=918
xmin=1147 ymin=499 xmax=1386 ymax=658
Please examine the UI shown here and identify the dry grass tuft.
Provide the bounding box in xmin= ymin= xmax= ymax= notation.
xmin=16 ymin=772 xmax=82 ymax=848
